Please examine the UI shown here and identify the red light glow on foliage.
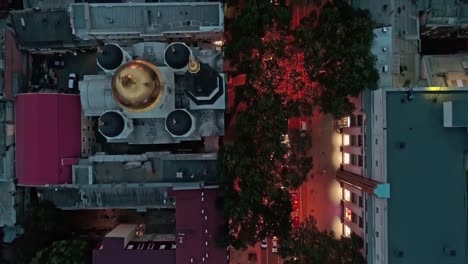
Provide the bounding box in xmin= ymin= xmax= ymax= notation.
xmin=251 ymin=25 xmax=321 ymax=104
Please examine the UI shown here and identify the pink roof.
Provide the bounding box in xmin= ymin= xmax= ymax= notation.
xmin=16 ymin=93 xmax=82 ymax=186
xmin=175 ymin=189 xmax=226 ymax=264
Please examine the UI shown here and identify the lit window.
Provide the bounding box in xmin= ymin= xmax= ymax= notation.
xmin=344 ymin=189 xmax=351 ymax=202
xmin=343 ymin=135 xmax=350 ymax=146
xmin=344 ymin=225 xmax=352 ymax=237
xmin=343 ymin=153 xmax=350 ymax=164
xmin=346 ymin=116 xmax=351 ymax=127
xmin=345 ymin=207 xmax=352 ymax=222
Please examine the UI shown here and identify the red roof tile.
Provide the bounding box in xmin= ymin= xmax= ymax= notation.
xmin=15 ymin=93 xmax=82 ymax=186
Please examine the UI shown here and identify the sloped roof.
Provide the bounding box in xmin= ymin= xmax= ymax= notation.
xmin=15 ymin=93 xmax=82 ymax=186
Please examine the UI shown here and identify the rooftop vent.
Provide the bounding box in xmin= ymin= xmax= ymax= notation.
xmin=393 ymin=250 xmax=405 ymax=258
xmin=443 ymin=247 xmax=457 ymax=256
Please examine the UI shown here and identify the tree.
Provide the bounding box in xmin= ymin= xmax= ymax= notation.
xmin=14 ymin=200 xmax=74 ymax=263
xmin=296 ymin=0 xmax=378 ymax=117
xmin=225 ymin=1 xmax=291 ymax=68
xmin=279 ymin=217 xmax=365 ymax=264
xmin=216 ymin=93 xmax=296 ymax=249
xmin=31 ymin=240 xmax=91 ymax=264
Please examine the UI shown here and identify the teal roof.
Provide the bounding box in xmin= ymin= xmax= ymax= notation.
xmin=451 ymin=100 xmax=468 ymax=127
xmin=386 ymin=91 xmax=468 ymax=264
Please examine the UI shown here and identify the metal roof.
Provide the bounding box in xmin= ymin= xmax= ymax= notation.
xmin=10 ymin=9 xmax=95 ymax=50
xmin=39 ymin=184 xmax=174 ymax=210
xmin=15 ymin=93 xmax=82 ymax=186
xmin=70 ymin=2 xmax=223 ymax=40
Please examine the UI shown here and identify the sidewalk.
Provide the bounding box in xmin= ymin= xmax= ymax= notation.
xmin=300 ymin=110 xmax=343 ymax=236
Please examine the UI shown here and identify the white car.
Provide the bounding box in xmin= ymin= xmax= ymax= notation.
xmin=272 ymin=237 xmax=278 ymax=253
xmin=68 ymin=73 xmax=77 ymax=89
xmin=261 ymin=238 xmax=267 ymax=249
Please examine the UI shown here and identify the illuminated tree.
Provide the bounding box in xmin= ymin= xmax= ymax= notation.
xmin=296 ymin=0 xmax=378 ymax=117
xmin=279 ymin=216 xmax=365 ymax=264
xmin=249 ymin=24 xmax=320 ymax=111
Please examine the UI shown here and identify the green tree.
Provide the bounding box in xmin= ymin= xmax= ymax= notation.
xmin=296 ymin=0 xmax=378 ymax=117
xmin=31 ymin=240 xmax=91 ymax=264
xmin=279 ymin=217 xmax=365 ymax=264
xmin=14 ymin=200 xmax=74 ymax=263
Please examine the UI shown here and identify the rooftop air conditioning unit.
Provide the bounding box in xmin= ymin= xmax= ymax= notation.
xmin=394 ymin=250 xmax=404 ymax=258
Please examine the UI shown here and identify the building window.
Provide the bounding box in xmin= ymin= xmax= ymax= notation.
xmin=350 ymin=115 xmax=357 ymax=127
xmin=351 ymin=212 xmax=357 ymax=224
xmin=359 ymin=216 xmax=363 ymax=228
xmin=350 ymin=154 xmax=358 ymax=166
xmin=376 ymin=207 xmax=379 ymax=214
xmin=343 ymin=134 xmax=350 ymax=146
xmin=357 ymin=115 xmax=363 ymax=126
xmin=343 ymin=153 xmax=350 ymax=164
xmin=82 ymin=137 xmax=86 ymax=143
xmin=87 ymin=137 xmax=91 ymax=142
xmin=350 ymin=135 xmax=357 ymax=146
xmin=344 ymin=189 xmax=351 ymax=202
xmin=344 ymin=225 xmax=352 ymax=237
xmin=351 ymin=193 xmax=356 ymax=204
xmin=345 ymin=207 xmax=352 ymax=222
xmin=358 ymin=196 xmax=363 ymax=208
xmin=358 ymin=135 xmax=363 ymax=146
xmin=358 ymin=155 xmax=363 ymax=167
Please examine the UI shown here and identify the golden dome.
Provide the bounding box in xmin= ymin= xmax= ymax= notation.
xmin=187 ymin=57 xmax=200 ymax=74
xmin=111 ymin=60 xmax=165 ymax=112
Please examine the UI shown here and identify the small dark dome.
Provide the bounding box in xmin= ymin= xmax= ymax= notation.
xmin=165 ymin=110 xmax=193 ymax=136
xmin=164 ymin=43 xmax=190 ymax=69
xmin=99 ymin=111 xmax=125 ymax=138
xmin=97 ymin=44 xmax=124 ymax=70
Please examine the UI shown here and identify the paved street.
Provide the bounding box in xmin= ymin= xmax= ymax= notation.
xmin=299 ymin=111 xmax=342 ymax=236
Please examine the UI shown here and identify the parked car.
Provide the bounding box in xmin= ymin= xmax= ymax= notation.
xmin=271 ymin=237 xmax=278 ymax=253
xmin=261 ymin=238 xmax=267 ymax=249
xmin=68 ymin=73 xmax=77 ymax=89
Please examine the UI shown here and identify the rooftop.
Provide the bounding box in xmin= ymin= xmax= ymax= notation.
xmin=70 ymin=2 xmax=223 ymax=40
xmin=385 ymin=90 xmax=468 ymax=264
xmin=421 ymin=55 xmax=468 ymax=87
xmin=10 ymin=9 xmax=95 ymax=50
xmin=79 ymin=153 xmax=217 ymax=184
xmin=15 ymin=93 xmax=82 ymax=186
xmin=421 ymin=0 xmax=468 ymax=26
xmin=38 ymin=184 xmax=174 ymax=209
xmin=174 ymin=189 xmax=226 ymax=264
